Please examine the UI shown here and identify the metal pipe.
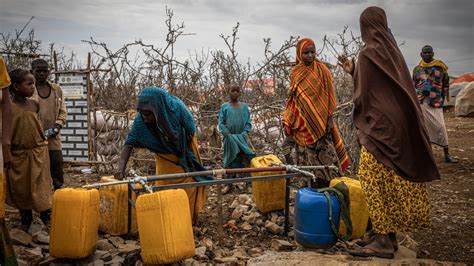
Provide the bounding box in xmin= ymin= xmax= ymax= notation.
xmin=142 ymin=173 xmax=301 ymax=192
xmin=83 ymin=165 xmax=337 ymax=189
xmin=284 ymin=176 xmax=290 ymax=235
xmin=127 ymin=183 xmax=132 ymax=239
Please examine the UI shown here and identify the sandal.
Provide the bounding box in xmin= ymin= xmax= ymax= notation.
xmin=356 ymin=230 xmax=376 ymax=247
xmin=389 ymin=232 xmax=398 ymax=252
xmin=349 ymin=246 xmax=394 ymax=259
xmin=445 ymin=155 xmax=458 ymax=163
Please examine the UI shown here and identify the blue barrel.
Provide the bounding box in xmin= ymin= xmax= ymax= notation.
xmin=294 ymin=187 xmax=341 ymax=248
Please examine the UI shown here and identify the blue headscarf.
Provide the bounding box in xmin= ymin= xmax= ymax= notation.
xmin=125 ymin=87 xmax=211 ymax=181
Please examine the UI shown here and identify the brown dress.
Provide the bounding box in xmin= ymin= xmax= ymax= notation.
xmin=353 ymin=6 xmax=436 ymax=234
xmin=6 ymin=103 xmax=52 ymax=212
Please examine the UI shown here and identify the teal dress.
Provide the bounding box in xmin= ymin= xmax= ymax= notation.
xmin=218 ymin=102 xmax=256 ymax=168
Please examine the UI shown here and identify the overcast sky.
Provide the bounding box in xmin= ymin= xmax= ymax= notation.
xmin=1 ymin=0 xmax=473 ymax=75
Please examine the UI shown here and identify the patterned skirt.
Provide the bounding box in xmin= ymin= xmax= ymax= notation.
xmin=295 ymin=134 xmax=341 ymax=187
xmin=358 ymin=146 xmax=430 ymax=234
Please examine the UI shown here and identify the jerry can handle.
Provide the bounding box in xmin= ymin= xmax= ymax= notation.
xmin=257 ymin=156 xmax=275 ymax=165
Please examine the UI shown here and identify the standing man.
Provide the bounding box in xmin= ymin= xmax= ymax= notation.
xmin=31 ymin=59 xmax=67 ymax=189
xmin=413 ymin=45 xmax=457 ymax=163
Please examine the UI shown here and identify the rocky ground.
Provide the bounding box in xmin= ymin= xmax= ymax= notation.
xmin=4 ymin=112 xmax=473 ymax=265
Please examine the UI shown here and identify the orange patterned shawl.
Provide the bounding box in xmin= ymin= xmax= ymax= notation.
xmin=283 ymin=38 xmax=350 ymax=171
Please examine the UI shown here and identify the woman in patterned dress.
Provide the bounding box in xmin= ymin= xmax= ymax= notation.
xmin=338 ymin=6 xmax=440 ymax=259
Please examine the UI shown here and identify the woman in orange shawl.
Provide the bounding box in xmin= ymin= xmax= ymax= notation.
xmin=283 ymin=38 xmax=349 ymax=187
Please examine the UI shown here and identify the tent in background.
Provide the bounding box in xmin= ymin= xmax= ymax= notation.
xmin=451 ymin=73 xmax=474 ymax=117
xmin=446 ymin=73 xmax=474 ymax=106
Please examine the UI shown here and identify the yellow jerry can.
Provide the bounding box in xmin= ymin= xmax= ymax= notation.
xmin=330 ymin=177 xmax=370 ymax=239
xmin=50 ymin=188 xmax=99 ymax=258
xmin=250 ymin=154 xmax=286 ymax=212
xmin=98 ymin=176 xmax=138 ymax=235
xmin=136 ymin=189 xmax=195 ymax=264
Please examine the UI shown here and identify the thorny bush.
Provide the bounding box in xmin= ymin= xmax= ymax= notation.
xmin=1 ymin=11 xmax=363 ymax=174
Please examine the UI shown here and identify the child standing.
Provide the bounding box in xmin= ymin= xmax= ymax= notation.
xmin=7 ymin=69 xmax=52 ymax=230
xmin=218 ymin=84 xmax=256 ymax=193
xmin=31 ymin=59 xmax=67 ymax=190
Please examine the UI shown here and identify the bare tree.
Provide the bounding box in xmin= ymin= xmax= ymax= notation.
xmin=2 ymin=11 xmax=363 ymax=175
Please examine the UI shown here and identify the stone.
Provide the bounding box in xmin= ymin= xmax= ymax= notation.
xmin=123 ymin=250 xmax=141 ymax=265
xmin=125 ymin=240 xmax=137 ymax=245
xmin=276 ymin=216 xmax=285 ymax=226
xmin=240 ymin=221 xmax=253 ymax=230
xmin=256 ymin=219 xmax=264 ymax=226
xmin=265 ymin=221 xmax=283 ymax=235
xmin=230 ymin=199 xmax=240 ymax=209
xmin=231 ymin=208 xmax=244 ymax=220
xmin=105 ymin=256 xmax=125 ymax=265
xmin=91 ymin=250 xmax=108 ymax=260
xmin=108 ymin=236 xmax=125 ymax=248
xmin=239 ymin=205 xmax=249 ymax=213
xmin=17 ymin=259 xmax=28 ymax=266
xmin=271 ymin=239 xmax=293 ymax=251
xmin=195 ymin=246 xmax=207 ymax=257
xmin=93 ymin=260 xmax=105 ymax=266
xmin=248 ymin=247 xmax=263 ymax=257
xmin=394 ymin=245 xmax=417 ymax=259
xmin=33 ymin=231 xmax=50 ymax=244
xmin=9 ymin=228 xmax=32 ymax=246
xmin=200 ymin=238 xmax=214 ymax=251
xmin=39 ymin=256 xmax=59 ymax=265
xmin=96 ymin=239 xmax=115 ymax=251
xmin=205 ymin=249 xmax=216 ymax=260
xmin=398 ymin=234 xmax=419 ymax=252
xmin=117 ymin=243 xmax=140 ymax=254
xmin=242 ymin=213 xmax=257 ymax=224
xmin=182 ymin=258 xmax=197 ymax=266
xmin=232 ymin=249 xmax=247 ymax=259
xmin=270 ymin=212 xmax=279 ymax=223
xmin=28 ymin=224 xmax=44 ymax=235
xmin=100 ymin=251 xmax=113 ymax=262
xmin=30 ymin=242 xmax=49 ymax=252
xmin=26 ymin=246 xmax=44 ymax=259
xmin=214 ymin=257 xmax=239 ymax=263
xmin=238 ymin=194 xmax=250 ymax=204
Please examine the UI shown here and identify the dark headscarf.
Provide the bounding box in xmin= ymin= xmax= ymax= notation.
xmin=353 ymin=6 xmax=440 ymax=182
xmin=125 ymin=87 xmax=211 ymax=181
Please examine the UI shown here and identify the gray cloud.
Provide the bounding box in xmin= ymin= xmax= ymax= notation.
xmin=1 ymin=0 xmax=472 ymax=74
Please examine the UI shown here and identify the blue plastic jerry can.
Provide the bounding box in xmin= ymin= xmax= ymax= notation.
xmin=294 ymin=187 xmax=341 ymax=248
